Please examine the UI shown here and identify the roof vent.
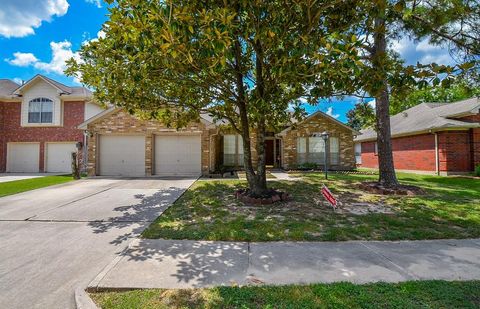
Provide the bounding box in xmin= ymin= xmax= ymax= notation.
xmin=402 ymin=112 xmax=408 ymax=117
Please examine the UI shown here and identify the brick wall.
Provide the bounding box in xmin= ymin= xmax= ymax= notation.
xmin=360 ymin=134 xmax=436 ymax=172
xmin=472 ymin=128 xmax=480 ymax=168
xmin=437 ymin=131 xmax=471 ymax=172
xmin=86 ymin=109 xmax=215 ymax=176
xmin=282 ymin=113 xmax=355 ymax=170
xmin=0 ymin=101 xmax=85 ymax=172
xmin=360 ymin=131 xmax=476 ymax=173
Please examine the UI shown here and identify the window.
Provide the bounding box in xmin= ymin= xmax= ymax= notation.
xmin=308 ymin=136 xmax=325 ymax=164
xmin=297 ymin=137 xmax=307 ymax=164
xmin=330 ymin=137 xmax=340 ymax=165
xmin=28 ymin=98 xmax=53 ymax=124
xmin=297 ymin=136 xmax=340 ymax=166
xmin=223 ymin=135 xmax=244 ymax=166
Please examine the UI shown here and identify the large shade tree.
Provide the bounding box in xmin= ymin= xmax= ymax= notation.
xmin=336 ymin=0 xmax=479 ymax=187
xmin=67 ymin=0 xmax=363 ymax=196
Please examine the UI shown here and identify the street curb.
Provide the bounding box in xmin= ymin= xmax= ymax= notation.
xmin=75 ymin=287 xmax=100 ymax=309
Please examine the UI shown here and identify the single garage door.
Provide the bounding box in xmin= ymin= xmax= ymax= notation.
xmin=46 ymin=142 xmax=77 ymax=173
xmin=155 ymin=135 xmax=201 ymax=176
xmin=7 ymin=143 xmax=40 ymax=172
xmin=99 ymin=135 xmax=145 ymax=176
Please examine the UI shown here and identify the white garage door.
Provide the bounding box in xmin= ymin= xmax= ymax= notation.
xmin=99 ymin=135 xmax=145 ymax=176
xmin=7 ymin=143 xmax=40 ymax=172
xmin=155 ymin=135 xmax=201 ymax=176
xmin=46 ymin=143 xmax=77 ymax=173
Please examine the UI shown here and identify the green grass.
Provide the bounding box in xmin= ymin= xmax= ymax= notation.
xmin=142 ymin=172 xmax=480 ymax=241
xmin=90 ymin=280 xmax=480 ymax=309
xmin=0 ymin=175 xmax=74 ymax=197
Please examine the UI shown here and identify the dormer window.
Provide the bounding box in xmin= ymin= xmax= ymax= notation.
xmin=28 ymin=98 xmax=53 ymax=123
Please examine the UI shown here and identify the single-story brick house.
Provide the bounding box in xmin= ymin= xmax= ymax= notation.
xmin=355 ymin=97 xmax=480 ymax=175
xmin=0 ymin=75 xmax=103 ymax=173
xmin=78 ymin=108 xmax=357 ymax=177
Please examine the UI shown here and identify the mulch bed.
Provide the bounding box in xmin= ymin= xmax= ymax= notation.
xmin=235 ymin=188 xmax=290 ymax=205
xmin=359 ymin=181 xmax=425 ymax=196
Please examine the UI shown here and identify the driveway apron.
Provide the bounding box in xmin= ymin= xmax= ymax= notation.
xmin=0 ymin=177 xmax=195 ymax=309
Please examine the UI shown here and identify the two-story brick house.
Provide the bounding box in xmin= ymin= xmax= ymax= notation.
xmin=0 ymin=75 xmax=103 ymax=173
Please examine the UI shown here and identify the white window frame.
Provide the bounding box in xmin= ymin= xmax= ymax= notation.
xmin=28 ymin=97 xmax=54 ymax=124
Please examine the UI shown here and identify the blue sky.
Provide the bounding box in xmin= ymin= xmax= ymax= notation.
xmin=0 ymin=1 xmax=458 ymax=123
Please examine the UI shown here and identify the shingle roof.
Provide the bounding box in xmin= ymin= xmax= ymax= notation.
xmin=0 ymin=79 xmax=20 ymax=96
xmin=355 ymin=97 xmax=480 ymax=142
xmin=6 ymin=74 xmax=92 ymax=97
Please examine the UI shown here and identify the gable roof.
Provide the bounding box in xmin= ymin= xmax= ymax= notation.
xmin=278 ymin=110 xmax=359 ymax=136
xmin=10 ymin=74 xmax=92 ymax=98
xmin=355 ymin=97 xmax=480 ymax=142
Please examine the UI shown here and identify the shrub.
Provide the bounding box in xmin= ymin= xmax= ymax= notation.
xmin=297 ymin=162 xmax=318 ymax=170
xmin=475 ymin=164 xmax=480 ymax=177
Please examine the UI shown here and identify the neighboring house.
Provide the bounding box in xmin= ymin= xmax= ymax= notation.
xmin=78 ymin=108 xmax=357 ymax=177
xmin=0 ymin=75 xmax=103 ymax=173
xmin=355 ymin=97 xmax=480 ymax=175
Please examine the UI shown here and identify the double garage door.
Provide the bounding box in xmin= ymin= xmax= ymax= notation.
xmin=98 ymin=135 xmax=201 ymax=177
xmin=7 ymin=142 xmax=77 ymax=173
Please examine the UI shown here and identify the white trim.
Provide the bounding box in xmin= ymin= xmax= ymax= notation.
xmin=434 ymin=132 xmax=439 ymax=175
xmin=13 ymin=75 xmax=70 ymax=95
xmin=355 ymin=126 xmax=480 ymax=142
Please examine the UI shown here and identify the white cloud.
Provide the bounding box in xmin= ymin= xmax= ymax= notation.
xmin=5 ymin=52 xmax=38 ymax=66
xmin=325 ymin=106 xmax=340 ymax=119
xmin=34 ymin=41 xmax=80 ymax=75
xmin=6 ymin=40 xmax=80 ymax=82
xmin=367 ymin=99 xmax=376 ymax=108
xmin=85 ymin=0 xmax=102 ymax=8
xmin=391 ymin=36 xmax=455 ymax=66
xmin=12 ymin=77 xmax=23 ymax=85
xmin=0 ymin=0 xmax=69 ymax=38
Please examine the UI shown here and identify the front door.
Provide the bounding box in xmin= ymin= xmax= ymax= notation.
xmin=265 ymin=139 xmax=274 ymax=166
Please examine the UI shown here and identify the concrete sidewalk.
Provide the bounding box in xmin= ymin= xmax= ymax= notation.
xmin=89 ymin=238 xmax=480 ymax=290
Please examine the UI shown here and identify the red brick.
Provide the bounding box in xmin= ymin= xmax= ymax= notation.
xmin=0 ymin=101 xmax=85 ymax=172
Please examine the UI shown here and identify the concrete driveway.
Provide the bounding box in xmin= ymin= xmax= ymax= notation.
xmin=0 ymin=177 xmax=195 ymax=309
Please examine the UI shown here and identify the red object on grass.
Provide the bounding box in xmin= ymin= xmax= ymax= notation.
xmin=321 ymin=185 xmax=337 ymax=208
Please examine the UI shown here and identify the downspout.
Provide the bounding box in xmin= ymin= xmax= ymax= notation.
xmin=434 ymin=131 xmax=439 ymax=176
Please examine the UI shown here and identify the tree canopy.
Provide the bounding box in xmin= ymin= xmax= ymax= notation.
xmin=67 ymin=0 xmax=364 ymax=195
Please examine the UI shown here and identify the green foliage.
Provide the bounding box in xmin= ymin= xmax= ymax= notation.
xmin=390 ymin=77 xmax=480 ymax=115
xmin=475 ymin=165 xmax=480 ymax=177
xmin=0 ymin=175 xmax=74 ymax=197
xmin=296 ymin=162 xmax=319 ymax=170
xmin=91 ymin=280 xmax=480 ymax=309
xmin=346 ymin=101 xmax=376 ymax=131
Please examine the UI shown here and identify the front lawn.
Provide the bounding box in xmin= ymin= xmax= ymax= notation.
xmin=0 ymin=175 xmax=74 ymax=197
xmin=91 ymin=280 xmax=480 ymax=309
xmin=142 ymin=172 xmax=480 ymax=241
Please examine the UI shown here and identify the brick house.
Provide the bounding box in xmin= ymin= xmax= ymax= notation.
xmin=355 ymin=98 xmax=480 ymax=175
xmin=79 ymin=109 xmax=357 ymax=177
xmin=0 ymin=75 xmax=103 ymax=173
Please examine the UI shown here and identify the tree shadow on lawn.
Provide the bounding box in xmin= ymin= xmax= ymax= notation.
xmin=143 ymin=176 xmax=480 ymax=242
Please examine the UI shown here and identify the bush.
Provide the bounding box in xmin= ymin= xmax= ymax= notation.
xmin=297 ymin=162 xmax=318 ymax=170
xmin=475 ymin=164 xmax=480 ymax=177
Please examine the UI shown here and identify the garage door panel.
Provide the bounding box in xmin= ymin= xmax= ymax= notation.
xmin=46 ymin=143 xmax=77 ymax=173
xmin=155 ymin=135 xmax=201 ymax=176
xmin=7 ymin=143 xmax=40 ymax=173
xmin=99 ymin=136 xmax=145 ymax=176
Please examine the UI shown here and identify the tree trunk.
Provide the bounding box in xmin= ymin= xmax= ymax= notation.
xmin=372 ymin=5 xmax=399 ymax=188
xmin=232 ymin=34 xmax=268 ymax=196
